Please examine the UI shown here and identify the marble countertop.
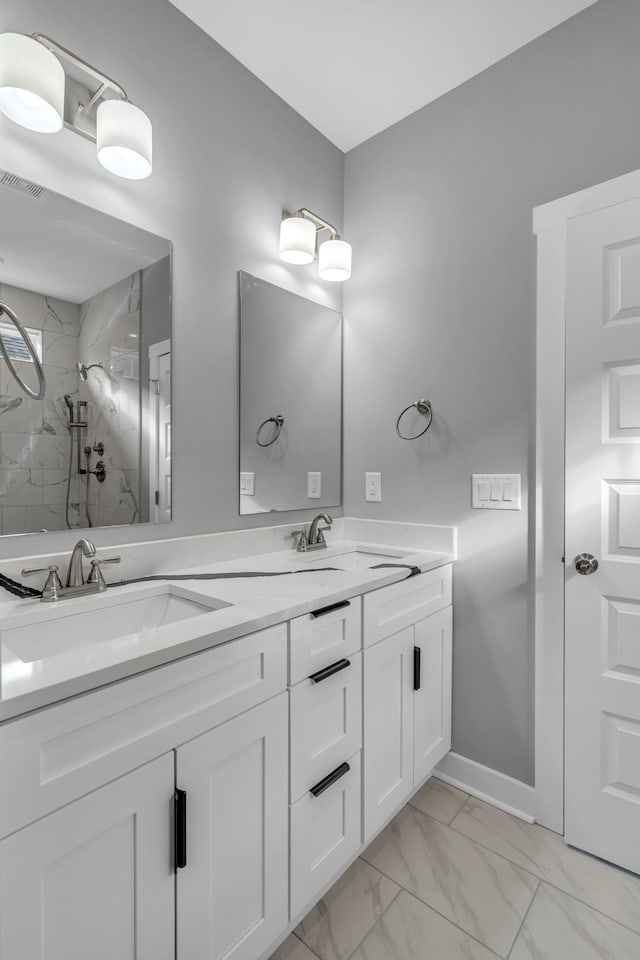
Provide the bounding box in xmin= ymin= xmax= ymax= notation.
xmin=0 ymin=529 xmax=454 ymax=724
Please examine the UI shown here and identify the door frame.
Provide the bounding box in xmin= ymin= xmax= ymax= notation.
xmin=533 ymin=167 xmax=640 ymax=833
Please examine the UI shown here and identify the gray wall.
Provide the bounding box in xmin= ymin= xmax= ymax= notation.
xmin=0 ymin=0 xmax=344 ymax=559
xmin=343 ymin=0 xmax=640 ymax=785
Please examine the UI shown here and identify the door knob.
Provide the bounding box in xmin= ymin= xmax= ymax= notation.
xmin=574 ymin=553 xmax=599 ymax=575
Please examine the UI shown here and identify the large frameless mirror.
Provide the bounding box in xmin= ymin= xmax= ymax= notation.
xmin=0 ymin=169 xmax=172 ymax=535
xmin=239 ymin=271 xmax=342 ymax=514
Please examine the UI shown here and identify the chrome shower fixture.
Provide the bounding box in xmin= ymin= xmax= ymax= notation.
xmin=77 ymin=361 xmax=104 ymax=381
xmin=0 ymin=32 xmax=152 ymax=180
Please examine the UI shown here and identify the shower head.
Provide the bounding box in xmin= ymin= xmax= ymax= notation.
xmin=77 ymin=361 xmax=103 ymax=382
xmin=63 ymin=394 xmax=74 ymax=412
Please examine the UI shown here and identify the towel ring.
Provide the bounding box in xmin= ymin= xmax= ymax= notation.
xmin=395 ymin=399 xmax=433 ymax=440
xmin=256 ymin=415 xmax=284 ymax=447
xmin=0 ymin=302 xmax=46 ymax=400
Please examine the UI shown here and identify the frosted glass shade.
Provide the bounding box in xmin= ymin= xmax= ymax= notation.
xmin=318 ymin=238 xmax=352 ymax=282
xmin=279 ymin=216 xmax=316 ymax=265
xmin=0 ymin=33 xmax=64 ymax=133
xmin=97 ymin=100 xmax=153 ymax=180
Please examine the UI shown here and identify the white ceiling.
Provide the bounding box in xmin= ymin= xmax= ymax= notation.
xmin=168 ymin=0 xmax=598 ymax=151
xmin=0 ymin=175 xmax=170 ymax=304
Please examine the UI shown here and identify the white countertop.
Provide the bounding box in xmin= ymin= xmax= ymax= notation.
xmin=0 ymin=525 xmax=454 ymax=724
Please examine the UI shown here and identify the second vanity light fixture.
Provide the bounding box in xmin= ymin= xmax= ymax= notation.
xmin=279 ymin=208 xmax=352 ymax=282
xmin=0 ymin=32 xmax=152 ymax=180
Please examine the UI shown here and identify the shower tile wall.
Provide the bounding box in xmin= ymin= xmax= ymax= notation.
xmin=0 ymin=282 xmax=81 ymax=534
xmin=78 ymin=271 xmax=141 ymax=528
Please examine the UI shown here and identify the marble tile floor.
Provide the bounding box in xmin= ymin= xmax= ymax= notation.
xmin=270 ymin=777 xmax=640 ymax=960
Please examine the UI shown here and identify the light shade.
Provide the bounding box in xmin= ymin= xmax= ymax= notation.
xmin=279 ymin=216 xmax=316 ymax=265
xmin=97 ymin=100 xmax=152 ymax=180
xmin=0 ymin=33 xmax=64 ymax=133
xmin=318 ymin=238 xmax=352 ymax=282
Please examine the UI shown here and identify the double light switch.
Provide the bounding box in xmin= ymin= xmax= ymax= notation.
xmin=472 ymin=474 xmax=521 ymax=510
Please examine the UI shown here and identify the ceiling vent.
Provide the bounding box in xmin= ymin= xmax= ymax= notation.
xmin=0 ymin=170 xmax=46 ymax=199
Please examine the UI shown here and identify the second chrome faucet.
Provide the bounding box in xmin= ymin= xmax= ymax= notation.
xmin=292 ymin=513 xmax=333 ymax=553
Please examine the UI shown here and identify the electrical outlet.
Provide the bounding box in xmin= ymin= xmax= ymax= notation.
xmin=240 ymin=472 xmax=255 ymax=496
xmin=307 ymin=471 xmax=321 ymax=499
xmin=365 ymin=472 xmax=382 ymax=502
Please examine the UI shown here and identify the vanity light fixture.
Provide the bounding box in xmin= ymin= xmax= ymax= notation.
xmin=279 ymin=208 xmax=352 ymax=281
xmin=0 ymin=32 xmax=152 ymax=180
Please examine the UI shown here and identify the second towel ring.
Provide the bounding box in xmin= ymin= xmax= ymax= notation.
xmin=396 ymin=399 xmax=433 ymax=440
xmin=256 ymin=415 xmax=284 ymax=447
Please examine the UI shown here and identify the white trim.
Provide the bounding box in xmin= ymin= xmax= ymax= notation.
xmin=533 ymin=168 xmax=640 ymax=234
xmin=148 ymin=338 xmax=170 ymax=360
xmin=435 ymin=753 xmax=535 ymax=823
xmin=533 ymin=166 xmax=640 ymax=834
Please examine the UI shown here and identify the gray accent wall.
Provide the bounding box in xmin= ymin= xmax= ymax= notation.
xmin=0 ymin=0 xmax=344 ymax=557
xmin=343 ymin=0 xmax=640 ymax=785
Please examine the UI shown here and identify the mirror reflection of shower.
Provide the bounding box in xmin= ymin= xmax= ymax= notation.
xmin=63 ymin=368 xmax=109 ymax=529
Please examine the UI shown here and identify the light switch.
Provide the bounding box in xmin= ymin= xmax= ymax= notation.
xmin=472 ymin=474 xmax=522 ymax=510
xmin=240 ymin=472 xmax=255 ymax=496
xmin=477 ymin=482 xmax=490 ymax=501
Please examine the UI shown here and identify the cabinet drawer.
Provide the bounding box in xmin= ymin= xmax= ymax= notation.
xmin=0 ymin=624 xmax=287 ymax=839
xmin=290 ymin=598 xmax=361 ymax=684
xmin=363 ymin=565 xmax=452 ymax=647
xmin=290 ymin=752 xmax=361 ymax=921
xmin=290 ymin=653 xmax=362 ymax=802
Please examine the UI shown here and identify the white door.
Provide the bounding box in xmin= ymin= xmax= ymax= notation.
xmin=149 ymin=342 xmax=171 ymax=522
xmin=0 ymin=754 xmax=175 ymax=960
xmin=413 ymin=607 xmax=453 ymax=786
xmin=176 ymin=693 xmax=289 ymax=960
xmin=363 ymin=627 xmax=414 ymax=842
xmin=565 ymin=198 xmax=640 ymax=874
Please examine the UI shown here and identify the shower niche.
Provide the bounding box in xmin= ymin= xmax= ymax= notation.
xmin=0 ymin=171 xmax=172 ymax=536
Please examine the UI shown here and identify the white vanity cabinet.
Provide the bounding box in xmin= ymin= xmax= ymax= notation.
xmin=0 ymin=754 xmax=175 ymax=960
xmin=362 ymin=567 xmax=453 ymax=840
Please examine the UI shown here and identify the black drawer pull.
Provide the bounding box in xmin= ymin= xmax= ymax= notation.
xmin=309 ymin=762 xmax=351 ymax=798
xmin=414 ymin=646 xmax=421 ymax=691
xmin=308 ymin=659 xmax=351 ymax=684
xmin=310 ymin=600 xmax=351 ymax=619
xmin=174 ymin=789 xmax=187 ymax=870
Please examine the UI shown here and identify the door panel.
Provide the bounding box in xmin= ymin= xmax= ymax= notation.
xmin=413 ymin=607 xmax=452 ymax=785
xmin=0 ymin=755 xmax=174 ymax=960
xmin=565 ymin=199 xmax=640 ymax=874
xmin=176 ymin=694 xmax=288 ymax=960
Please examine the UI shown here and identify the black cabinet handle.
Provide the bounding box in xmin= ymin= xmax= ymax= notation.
xmin=174 ymin=789 xmax=187 ymax=870
xmin=309 ymin=762 xmax=351 ymax=798
xmin=308 ymin=658 xmax=351 ymax=684
xmin=310 ymin=600 xmax=351 ymax=619
xmin=414 ymin=646 xmax=421 ymax=691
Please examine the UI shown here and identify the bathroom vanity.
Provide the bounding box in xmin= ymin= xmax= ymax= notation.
xmin=0 ymin=522 xmax=453 ymax=960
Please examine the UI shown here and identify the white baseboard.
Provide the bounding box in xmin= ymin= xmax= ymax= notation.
xmin=435 ymin=752 xmax=536 ymax=823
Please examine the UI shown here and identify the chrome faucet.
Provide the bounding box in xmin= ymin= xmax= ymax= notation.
xmin=66 ymin=537 xmax=96 ymax=587
xmin=22 ymin=538 xmax=121 ymax=602
xmin=292 ymin=513 xmax=333 ymax=553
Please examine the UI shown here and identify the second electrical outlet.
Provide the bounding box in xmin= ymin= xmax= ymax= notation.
xmin=365 ymin=472 xmax=382 ymax=502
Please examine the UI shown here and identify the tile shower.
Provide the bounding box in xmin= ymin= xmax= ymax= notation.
xmin=0 ymin=272 xmax=141 ymax=533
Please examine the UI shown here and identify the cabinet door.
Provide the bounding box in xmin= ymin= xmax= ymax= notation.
xmin=0 ymin=754 xmax=175 ymax=960
xmin=413 ymin=607 xmax=453 ymax=785
xmin=363 ymin=627 xmax=414 ymax=842
xmin=176 ymin=693 xmax=288 ymax=960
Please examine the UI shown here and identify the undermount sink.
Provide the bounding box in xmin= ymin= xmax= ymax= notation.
xmin=295 ymin=546 xmax=413 ymax=571
xmin=0 ymin=584 xmax=230 ymax=664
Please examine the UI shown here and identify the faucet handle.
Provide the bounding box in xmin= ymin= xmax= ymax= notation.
xmin=291 ymin=530 xmax=308 ymax=552
xmin=22 ymin=565 xmax=62 ymax=601
xmin=87 ymin=556 xmax=121 ymax=590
